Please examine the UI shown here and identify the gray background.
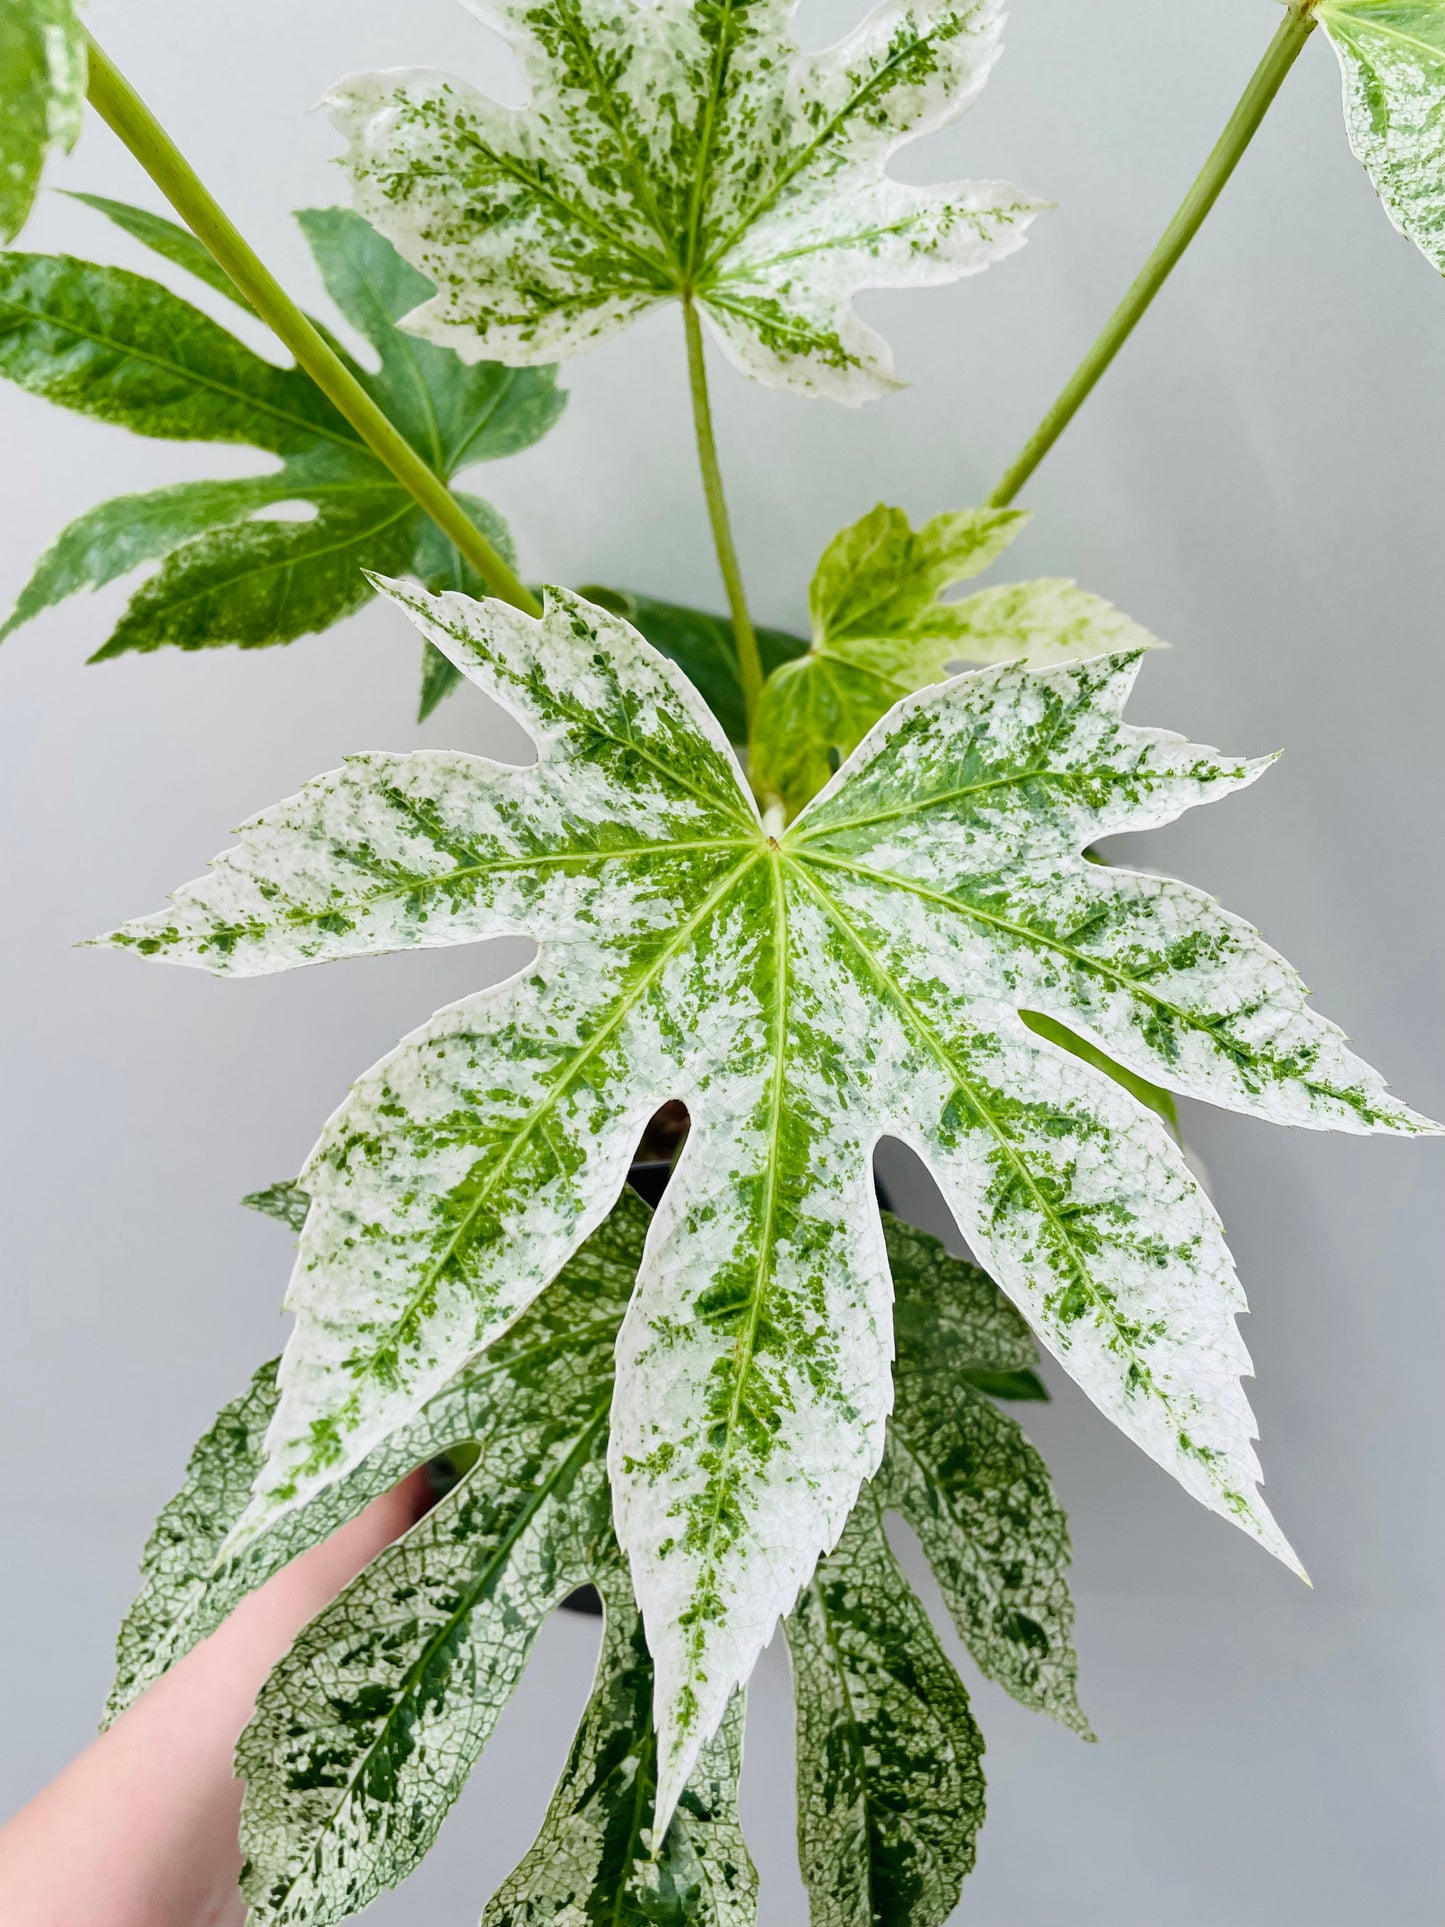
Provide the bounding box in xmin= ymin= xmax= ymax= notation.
xmin=1 ymin=0 xmax=1441 ymax=1921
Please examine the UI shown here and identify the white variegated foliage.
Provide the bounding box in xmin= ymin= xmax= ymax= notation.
xmin=326 ymin=0 xmax=1042 ymax=402
xmin=101 ymin=582 xmax=1434 ymax=1829
xmin=1320 ymin=0 xmax=1445 ymax=274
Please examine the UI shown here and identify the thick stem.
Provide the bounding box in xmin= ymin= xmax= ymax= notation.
xmin=989 ymin=2 xmax=1318 ymax=508
xmin=681 ymin=297 xmax=764 ymax=731
xmin=82 ymin=32 xmax=542 ymax=617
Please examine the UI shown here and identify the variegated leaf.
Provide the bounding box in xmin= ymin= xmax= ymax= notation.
xmin=327 ymin=0 xmax=1042 ymax=403
xmin=484 ymin=1564 xmax=756 ymax=1927
xmin=107 ymin=1188 xmax=649 ymax=1731
xmin=785 ymin=1491 xmax=986 ymax=1927
xmin=102 ymin=585 xmax=1434 ymax=1831
xmin=0 ymin=0 xmax=86 ymax=245
xmin=882 ymin=1213 xmax=1087 ymax=1734
xmin=0 ymin=204 xmax=561 ymax=698
xmin=1320 ymin=0 xmax=1445 ymax=272
xmin=751 ymin=502 xmax=1162 ymax=819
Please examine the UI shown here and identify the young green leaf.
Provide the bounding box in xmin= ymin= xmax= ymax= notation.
xmin=0 ymin=0 xmax=86 ymax=245
xmin=0 ymin=207 xmax=561 ymax=699
xmin=484 ymin=1565 xmax=756 ymax=1927
xmin=328 ymin=0 xmax=1042 ymax=402
xmin=100 ymin=587 xmax=1435 ymax=1831
xmin=581 ymin=586 xmax=807 ymax=745
xmin=751 ymin=502 xmax=1162 ymax=818
xmin=785 ymin=1491 xmax=986 ymax=1927
xmin=1319 ymin=0 xmax=1445 ymax=272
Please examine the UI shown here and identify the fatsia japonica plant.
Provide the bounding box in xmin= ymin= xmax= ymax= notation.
xmin=2 ymin=0 xmax=1443 ymax=1921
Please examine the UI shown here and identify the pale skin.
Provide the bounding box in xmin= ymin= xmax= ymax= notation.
xmin=0 ymin=1470 xmax=431 ymax=1927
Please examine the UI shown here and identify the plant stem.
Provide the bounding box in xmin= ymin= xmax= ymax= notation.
xmin=681 ymin=296 xmax=764 ymax=731
xmin=82 ymin=31 xmax=542 ymax=618
xmin=989 ymin=1 xmax=1318 ymax=508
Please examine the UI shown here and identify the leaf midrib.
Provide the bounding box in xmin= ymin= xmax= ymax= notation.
xmin=184 ymin=837 xmax=749 ymax=951
xmin=681 ymin=846 xmax=791 ymax=1696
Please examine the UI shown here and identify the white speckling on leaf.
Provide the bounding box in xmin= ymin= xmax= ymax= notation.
xmin=100 ymin=586 xmax=1437 ymax=1832
xmin=325 ymin=0 xmax=1043 ymax=402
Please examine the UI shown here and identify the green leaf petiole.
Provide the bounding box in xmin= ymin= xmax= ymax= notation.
xmin=989 ymin=0 xmax=1320 ymax=508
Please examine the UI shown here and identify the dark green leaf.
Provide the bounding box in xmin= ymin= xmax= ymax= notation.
xmin=91 ymin=488 xmax=419 ymax=658
xmin=410 ymin=487 xmax=519 ymax=716
xmin=960 ymin=1366 xmax=1049 ymax=1401
xmin=0 ymin=252 xmax=355 ymax=452
xmin=296 ymin=206 xmax=566 ymax=472
xmin=0 ymin=477 xmax=296 ymax=642
xmin=786 ymin=1492 xmax=986 ymax=1927
xmin=61 ymin=191 xmax=252 ymax=309
xmin=579 ymin=586 xmax=807 ymax=743
xmin=2 ymin=213 xmax=565 ymax=659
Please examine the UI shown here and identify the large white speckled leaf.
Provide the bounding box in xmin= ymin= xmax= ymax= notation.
xmin=102 ymin=587 xmax=1434 ymax=1831
xmin=0 ymin=0 xmax=85 ymax=245
xmin=327 ymin=0 xmax=1042 ymax=402
xmin=750 ymin=501 xmax=1162 ymax=817
xmin=785 ymin=1491 xmax=986 ymax=1927
xmin=1320 ymin=0 xmax=1445 ymax=272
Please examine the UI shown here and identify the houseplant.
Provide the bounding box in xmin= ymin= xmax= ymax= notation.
xmin=2 ymin=0 xmax=1445 ymax=1919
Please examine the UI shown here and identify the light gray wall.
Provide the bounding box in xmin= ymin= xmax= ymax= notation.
xmin=1 ymin=1 xmax=1441 ymax=1922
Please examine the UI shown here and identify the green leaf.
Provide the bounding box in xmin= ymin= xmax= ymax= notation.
xmin=0 ymin=0 xmax=85 ymax=245
xmin=961 ymin=1365 xmax=1048 ymax=1401
xmin=483 ymin=1565 xmax=757 ymax=1927
xmin=0 ymin=209 xmax=563 ymax=657
xmin=581 ymin=585 xmax=807 ymax=743
xmin=293 ymin=205 xmax=565 ymax=473
xmin=101 ymin=587 xmax=1435 ymax=1829
xmin=785 ymin=1491 xmax=986 ymax=1927
xmin=60 ymin=190 xmax=253 ymax=308
xmin=241 ymin=1177 xmax=310 ymax=1231
xmin=90 ymin=487 xmax=419 ymax=658
xmin=879 ymin=1212 xmax=1087 ymax=1735
xmin=751 ymin=503 xmax=1162 ymax=819
xmin=1319 ymin=0 xmax=1445 ymax=272
xmin=327 ymin=0 xmax=1043 ymax=402
xmin=0 ymin=476 xmax=298 ymax=644
xmin=0 ymin=250 xmax=350 ymax=449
